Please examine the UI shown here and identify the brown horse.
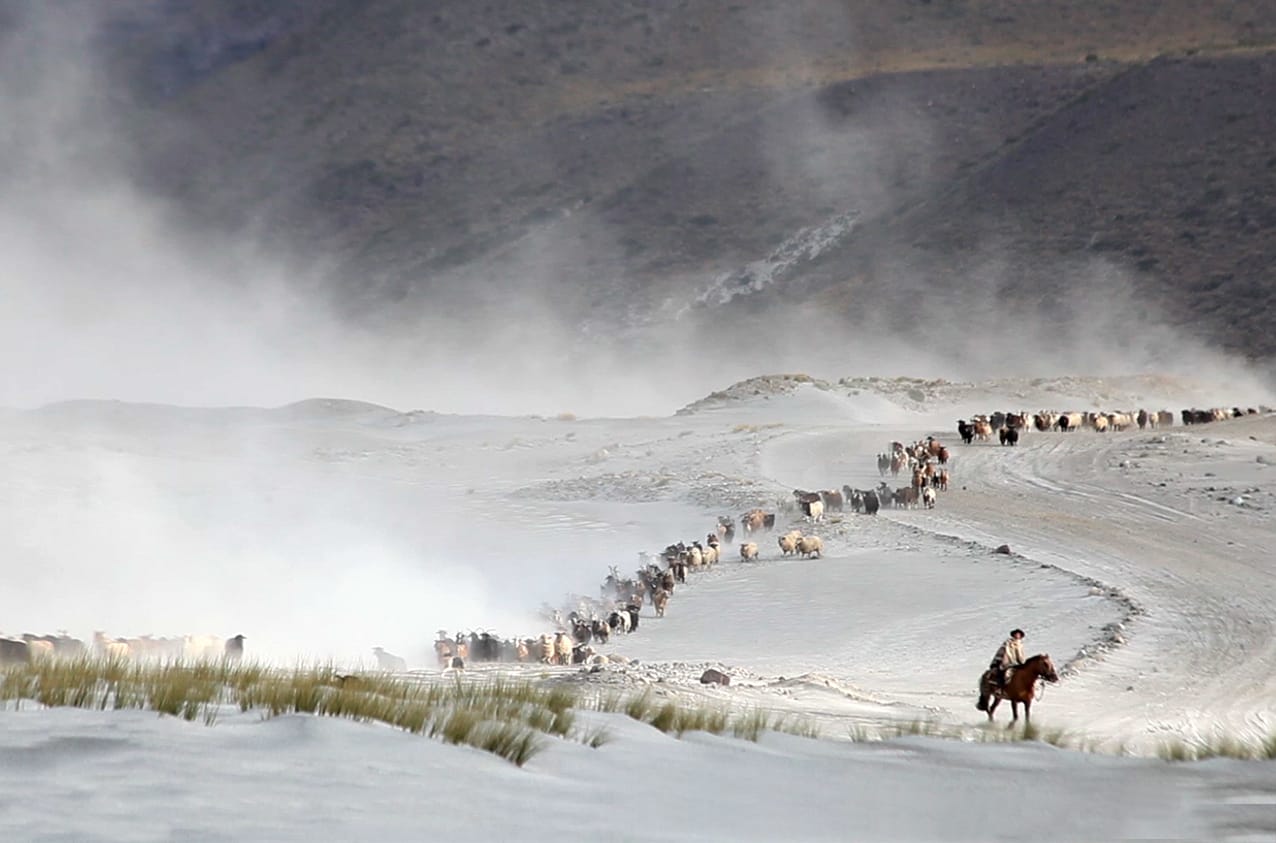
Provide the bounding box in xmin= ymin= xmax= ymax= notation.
xmin=976 ymin=653 xmax=1060 ymax=725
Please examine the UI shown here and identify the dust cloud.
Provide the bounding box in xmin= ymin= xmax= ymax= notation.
xmin=1 ymin=4 xmax=1270 ymax=664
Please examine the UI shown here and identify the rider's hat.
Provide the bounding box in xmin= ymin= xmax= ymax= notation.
xmin=1010 ymin=628 xmax=1025 ymax=638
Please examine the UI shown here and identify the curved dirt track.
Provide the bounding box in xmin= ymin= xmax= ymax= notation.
xmin=762 ymin=414 xmax=1276 ymax=749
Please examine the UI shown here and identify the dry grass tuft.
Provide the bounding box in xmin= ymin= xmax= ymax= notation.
xmin=0 ymin=659 xmax=608 ymax=767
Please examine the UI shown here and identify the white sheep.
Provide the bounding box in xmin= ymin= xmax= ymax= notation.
xmin=554 ymin=632 xmax=573 ymax=665
xmin=739 ymin=541 xmax=759 ymax=561
xmin=796 ymin=536 xmax=823 ymax=558
xmin=26 ymin=639 xmax=54 ymax=660
xmin=182 ymin=634 xmax=222 ymax=661
xmin=778 ymin=532 xmax=801 ymax=556
xmin=372 ymin=647 xmax=407 ymax=672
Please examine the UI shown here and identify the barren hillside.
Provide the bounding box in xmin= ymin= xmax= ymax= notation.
xmin=8 ymin=0 xmax=1274 ymax=352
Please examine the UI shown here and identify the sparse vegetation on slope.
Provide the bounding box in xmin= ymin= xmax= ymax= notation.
xmin=0 ymin=658 xmax=822 ymax=764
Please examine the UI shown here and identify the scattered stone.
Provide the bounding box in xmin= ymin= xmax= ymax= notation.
xmin=699 ymin=668 xmax=731 ymax=686
xmin=994 ymin=544 xmax=1012 ymax=555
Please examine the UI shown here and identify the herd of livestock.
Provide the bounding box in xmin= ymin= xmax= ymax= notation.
xmin=0 ymin=631 xmax=246 ymax=666
xmin=3 ymin=402 xmax=1266 ymax=674
xmin=425 ymin=503 xmax=854 ymax=672
xmin=956 ymin=405 xmax=1266 ymax=444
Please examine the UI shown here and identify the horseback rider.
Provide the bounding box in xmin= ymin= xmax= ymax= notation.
xmin=989 ymin=628 xmax=1026 ymax=688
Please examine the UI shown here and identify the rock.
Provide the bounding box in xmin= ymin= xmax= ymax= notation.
xmin=699 ymin=668 xmax=731 ymax=686
xmin=994 ymin=544 xmax=1012 ymax=555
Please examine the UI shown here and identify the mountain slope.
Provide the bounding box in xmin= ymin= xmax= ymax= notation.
xmin=7 ymin=1 xmax=1275 ymax=357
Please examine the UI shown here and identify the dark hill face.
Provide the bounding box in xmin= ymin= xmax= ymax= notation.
xmin=775 ymin=53 xmax=1276 ymax=360
xmin=9 ymin=1 xmax=1276 ymax=360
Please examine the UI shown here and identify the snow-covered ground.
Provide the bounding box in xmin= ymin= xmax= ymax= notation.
xmin=4 ymin=373 xmax=1276 ymax=841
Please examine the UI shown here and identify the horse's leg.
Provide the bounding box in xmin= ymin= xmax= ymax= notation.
xmin=1010 ymin=700 xmax=1019 ymax=724
xmin=1023 ymin=701 xmax=1031 ymax=725
xmin=987 ymin=696 xmax=1000 ymax=722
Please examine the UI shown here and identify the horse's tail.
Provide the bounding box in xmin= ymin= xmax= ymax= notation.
xmin=975 ymin=670 xmax=992 ymax=711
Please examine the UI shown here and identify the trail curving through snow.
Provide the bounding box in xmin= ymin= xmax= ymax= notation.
xmin=755 ymin=415 xmax=1276 ymax=751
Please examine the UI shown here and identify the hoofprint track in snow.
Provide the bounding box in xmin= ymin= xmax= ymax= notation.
xmin=3 ymin=374 xmax=1276 ymax=841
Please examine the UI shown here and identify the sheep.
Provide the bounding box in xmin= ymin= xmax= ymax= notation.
xmin=93 ymin=632 xmax=132 ymax=660
xmin=182 ymin=634 xmax=222 ymax=661
xmin=1107 ymin=412 xmax=1133 ymax=431
xmin=715 ymin=517 xmax=735 ymax=542
xmin=922 ymin=487 xmax=937 ymax=509
xmin=0 ymin=638 xmax=29 ymax=665
xmin=553 ymin=632 xmax=573 ymax=665
xmin=796 ymin=536 xmax=823 ymax=558
xmin=802 ymin=498 xmax=825 ymax=522
xmin=653 ymin=589 xmax=670 ymax=617
xmin=515 ymin=639 xmax=531 ymax=662
xmin=539 ymin=634 xmax=555 ymax=664
xmin=777 ymin=532 xmax=801 ymax=556
xmin=434 ymin=636 xmax=456 ymax=668
xmin=739 ymin=541 xmax=759 ymax=561
xmin=701 ymin=544 xmax=719 ymax=566
xmin=224 ymin=634 xmax=246 ymax=660
xmin=372 ymin=646 xmax=406 ymax=672
xmin=741 ymin=509 xmax=766 ymax=534
xmin=1057 ymin=412 xmax=1083 ymax=431
xmin=685 ymin=545 xmax=704 ymax=567
xmin=609 ymin=610 xmax=631 ymax=635
xmin=19 ymin=636 xmax=54 ymax=660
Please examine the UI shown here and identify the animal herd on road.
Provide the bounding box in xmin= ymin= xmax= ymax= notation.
xmin=3 ymin=403 xmax=1266 ymax=675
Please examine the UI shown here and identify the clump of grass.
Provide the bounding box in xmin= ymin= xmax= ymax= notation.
xmin=623 ymin=689 xmax=658 ymax=721
xmin=732 ymin=708 xmax=771 ymax=741
xmin=0 ymin=659 xmax=583 ymax=767
xmin=475 ymin=723 xmax=543 ymax=766
xmin=589 ymin=690 xmax=817 ymax=742
xmin=774 ymin=714 xmax=822 ymax=740
xmin=580 ymin=726 xmax=612 ymax=749
xmin=648 ymin=701 xmax=680 ymax=734
xmin=1154 ymin=734 xmax=1276 ymax=762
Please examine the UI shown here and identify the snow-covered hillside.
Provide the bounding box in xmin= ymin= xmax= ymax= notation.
xmin=3 ymin=374 xmax=1276 ymax=841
